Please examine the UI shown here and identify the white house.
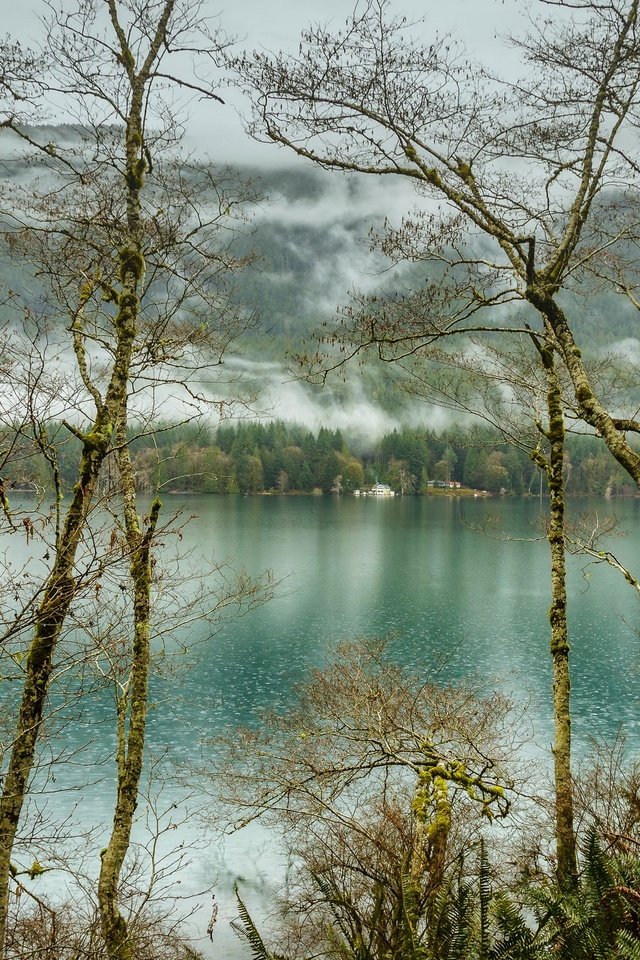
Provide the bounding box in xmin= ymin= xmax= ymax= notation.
xmin=370 ymin=483 xmax=395 ymax=496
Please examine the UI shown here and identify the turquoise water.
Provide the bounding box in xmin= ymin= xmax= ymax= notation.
xmin=5 ymin=494 xmax=640 ymax=957
xmin=152 ymin=495 xmax=640 ymax=746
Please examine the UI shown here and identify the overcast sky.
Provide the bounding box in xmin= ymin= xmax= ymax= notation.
xmin=4 ymin=0 xmax=519 ymax=55
xmin=4 ymin=0 xmax=524 ymax=166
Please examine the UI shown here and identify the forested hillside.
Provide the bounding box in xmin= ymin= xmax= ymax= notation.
xmin=2 ymin=137 xmax=639 ymax=491
xmin=3 ymin=137 xmax=638 ymax=360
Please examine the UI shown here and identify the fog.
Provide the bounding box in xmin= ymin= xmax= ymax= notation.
xmin=134 ymin=354 xmax=457 ymax=442
xmin=220 ymin=360 xmax=450 ymax=438
xmin=608 ymin=337 xmax=640 ymax=366
xmin=0 ymin=0 xmax=535 ymax=447
xmin=256 ymin=168 xmax=416 ymax=229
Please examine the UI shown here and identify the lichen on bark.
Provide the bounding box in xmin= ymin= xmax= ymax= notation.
xmin=533 ymin=341 xmax=578 ymax=890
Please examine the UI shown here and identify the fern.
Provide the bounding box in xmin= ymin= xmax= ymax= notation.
xmin=232 ymin=883 xmax=289 ymax=960
xmin=526 ymin=828 xmax=640 ymax=960
xmin=441 ymin=871 xmax=475 ymax=960
xmin=490 ymin=892 xmax=543 ymax=960
xmin=310 ymin=870 xmax=367 ymax=957
xmin=399 ymin=872 xmax=429 ymax=959
xmin=617 ymin=929 xmax=640 ymax=960
xmin=232 ymin=830 xmax=640 ymax=960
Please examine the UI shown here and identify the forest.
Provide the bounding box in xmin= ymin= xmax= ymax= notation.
xmin=5 ymin=420 xmax=636 ymax=497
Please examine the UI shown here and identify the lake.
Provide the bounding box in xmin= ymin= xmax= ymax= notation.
xmin=160 ymin=494 xmax=640 ymax=743
xmin=6 ymin=494 xmax=640 ymax=957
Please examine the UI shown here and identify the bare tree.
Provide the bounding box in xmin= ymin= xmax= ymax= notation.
xmin=233 ymin=0 xmax=640 ymax=889
xmin=0 ymin=2 xmax=265 ymax=957
xmin=235 ymin=0 xmax=640 ymax=482
xmin=212 ymin=639 xmax=524 ymax=959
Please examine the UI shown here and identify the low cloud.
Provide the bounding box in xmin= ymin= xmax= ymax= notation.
xmin=606 ymin=338 xmax=640 ymax=365
xmin=211 ymin=355 xmax=457 ymax=442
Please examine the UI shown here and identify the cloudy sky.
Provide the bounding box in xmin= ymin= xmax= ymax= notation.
xmin=4 ymin=0 xmax=524 ymax=166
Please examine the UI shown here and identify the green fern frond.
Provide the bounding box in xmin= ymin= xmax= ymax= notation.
xmin=478 ymin=838 xmax=492 ymax=960
xmin=232 ymin=883 xmax=289 ymax=960
xmin=399 ymin=872 xmax=429 ymax=959
xmin=617 ymin=928 xmax=640 ymax=960
xmin=445 ymin=876 xmax=475 ymax=960
xmin=583 ymin=828 xmax=616 ymax=900
xmin=489 ymin=892 xmax=543 ymax=960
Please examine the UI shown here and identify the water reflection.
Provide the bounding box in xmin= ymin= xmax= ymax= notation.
xmin=3 ymin=494 xmax=640 ymax=957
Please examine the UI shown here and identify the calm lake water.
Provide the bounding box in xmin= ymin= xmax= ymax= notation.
xmin=159 ymin=494 xmax=640 ymax=744
xmin=8 ymin=494 xmax=640 ymax=957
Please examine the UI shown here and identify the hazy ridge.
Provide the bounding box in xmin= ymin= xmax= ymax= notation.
xmin=1 ymin=133 xmax=639 ymax=437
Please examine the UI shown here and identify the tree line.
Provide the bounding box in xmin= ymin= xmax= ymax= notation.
xmin=6 ymin=420 xmax=635 ymax=497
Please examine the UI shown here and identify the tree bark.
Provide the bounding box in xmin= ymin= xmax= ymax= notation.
xmin=97 ymin=422 xmax=160 ymax=960
xmin=534 ymin=344 xmax=578 ymax=889
xmin=0 ymin=400 xmax=132 ymax=959
xmin=527 ymin=287 xmax=640 ymax=487
xmin=0 ymin=2 xmax=175 ymax=949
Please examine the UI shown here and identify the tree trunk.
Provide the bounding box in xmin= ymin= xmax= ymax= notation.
xmin=97 ymin=421 xmax=161 ymax=960
xmin=0 ymin=423 xmax=128 ymax=954
xmin=0 ymin=0 xmax=168 ymax=943
xmin=535 ymin=345 xmax=577 ymax=889
xmin=528 ymin=289 xmax=640 ymax=487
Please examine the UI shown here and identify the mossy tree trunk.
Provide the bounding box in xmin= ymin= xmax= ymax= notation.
xmin=0 ymin=3 xmax=175 ymax=954
xmin=0 ymin=441 xmax=107 ymax=954
xmin=419 ymin=775 xmax=451 ymax=959
xmin=97 ymin=420 xmax=161 ymax=960
xmin=0 ymin=332 xmax=137 ymax=957
xmin=94 ymin=5 xmax=176 ymax=954
xmin=532 ymin=341 xmax=577 ymax=890
xmin=526 ymin=287 xmax=640 ymax=487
